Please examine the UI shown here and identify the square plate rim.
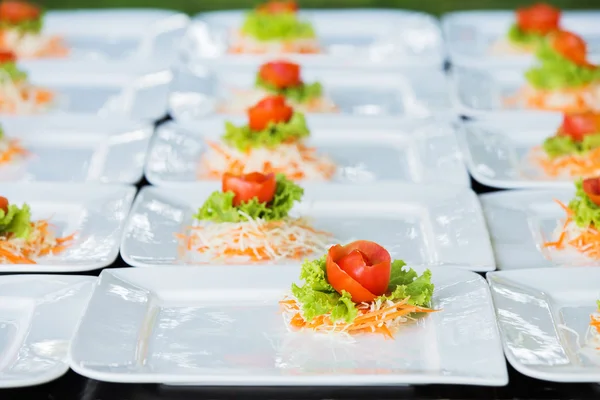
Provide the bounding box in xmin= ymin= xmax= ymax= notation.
xmin=67 ymin=265 xmax=508 ymax=386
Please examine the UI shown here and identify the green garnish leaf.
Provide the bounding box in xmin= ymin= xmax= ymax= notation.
xmin=255 ymin=75 xmax=322 ymax=104
xmin=193 ymin=173 xmax=303 ymax=223
xmin=568 ymin=179 xmax=600 ymax=228
xmin=543 ymin=133 xmax=600 ymax=158
xmin=292 ymin=255 xmax=434 ymax=324
xmin=0 ymin=14 xmax=43 ymax=35
xmin=223 ymin=111 xmax=309 ymax=152
xmin=507 ymin=23 xmax=545 ymax=47
xmin=0 ymin=203 xmax=32 ymax=239
xmin=241 ymin=11 xmax=315 ymax=42
xmin=0 ymin=62 xmax=27 ymax=82
xmin=525 ymin=41 xmax=600 ymax=90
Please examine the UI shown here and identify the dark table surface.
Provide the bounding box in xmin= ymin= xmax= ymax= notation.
xmin=2 ymin=117 xmax=600 ymax=400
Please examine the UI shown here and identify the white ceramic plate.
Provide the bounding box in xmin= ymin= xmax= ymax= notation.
xmin=0 ymin=183 xmax=135 ymax=272
xmin=41 ymin=9 xmax=189 ymax=63
xmin=479 ymin=188 xmax=600 ymax=270
xmin=144 ymin=116 xmax=469 ymax=187
xmin=442 ymin=10 xmax=600 ymax=67
xmin=455 ymin=112 xmax=578 ymax=189
xmin=0 ymin=274 xmax=95 ymax=388
xmin=15 ymin=60 xmax=172 ymax=121
xmin=120 ymin=183 xmax=494 ymax=271
xmin=488 ymin=268 xmax=600 ymax=382
xmin=68 ymin=265 xmax=507 ymax=386
xmin=169 ymin=63 xmax=451 ymax=119
xmin=181 ymin=9 xmax=444 ymax=68
xmin=0 ymin=115 xmax=152 ymax=183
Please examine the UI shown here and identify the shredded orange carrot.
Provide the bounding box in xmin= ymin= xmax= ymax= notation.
xmin=0 ymin=220 xmax=75 ymax=264
xmin=504 ymin=84 xmax=600 ymax=113
xmin=0 ymin=138 xmax=27 ymax=163
xmin=198 ymin=140 xmax=336 ymax=181
xmin=280 ymin=296 xmax=438 ymax=339
xmin=0 ymin=31 xmax=69 ymax=58
xmin=543 ymin=199 xmax=600 ymax=259
xmin=531 ymin=146 xmax=600 ymax=179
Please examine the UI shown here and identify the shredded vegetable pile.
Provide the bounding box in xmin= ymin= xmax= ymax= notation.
xmin=0 ymin=136 xmax=27 ymax=163
xmin=0 ymin=203 xmax=75 ymax=264
xmin=229 ymin=34 xmax=321 ymax=54
xmin=0 ymin=30 xmax=68 ymax=58
xmin=507 ymin=83 xmax=600 ymax=113
xmin=589 ymin=301 xmax=600 ymax=350
xmin=0 ymin=69 xmax=53 ymax=114
xmin=531 ymin=145 xmax=600 ymax=178
xmin=200 ymin=140 xmax=336 ymax=181
xmin=281 ymin=254 xmax=436 ymax=338
xmin=178 ymin=215 xmax=332 ymax=262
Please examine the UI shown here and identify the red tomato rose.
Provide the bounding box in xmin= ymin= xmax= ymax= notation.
xmin=257 ymin=0 xmax=297 ymax=14
xmin=558 ymin=112 xmax=600 ymax=141
xmin=516 ymin=3 xmax=560 ymax=35
xmin=247 ymin=95 xmax=293 ymax=131
xmin=259 ymin=60 xmax=302 ymax=89
xmin=0 ymin=196 xmax=8 ymax=214
xmin=222 ymin=172 xmax=277 ymax=207
xmin=326 ymin=240 xmax=392 ymax=303
xmin=582 ymin=177 xmax=600 ymax=206
xmin=550 ymin=30 xmax=591 ymax=67
xmin=0 ymin=50 xmax=16 ymax=63
xmin=0 ymin=1 xmax=40 ymax=23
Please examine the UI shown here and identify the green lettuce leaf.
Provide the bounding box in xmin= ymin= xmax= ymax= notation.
xmin=0 ymin=203 xmax=32 ymax=239
xmin=543 ymin=133 xmax=600 ymax=158
xmin=255 ymin=75 xmax=322 ymax=104
xmin=507 ymin=23 xmax=545 ymax=46
xmin=0 ymin=14 xmax=43 ymax=34
xmin=525 ymin=41 xmax=600 ymax=90
xmin=0 ymin=62 xmax=27 ymax=83
xmin=223 ymin=111 xmax=310 ymax=152
xmin=241 ymin=11 xmax=315 ymax=42
xmin=193 ymin=173 xmax=303 ymax=223
xmin=568 ymin=179 xmax=600 ymax=228
xmin=292 ymin=255 xmax=435 ymax=324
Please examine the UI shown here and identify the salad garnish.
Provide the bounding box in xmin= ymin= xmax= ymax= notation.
xmin=0 ymin=1 xmax=68 ymax=58
xmin=229 ymin=0 xmax=320 ymax=54
xmin=177 ymin=171 xmax=333 ymax=262
xmin=544 ymin=178 xmax=600 ymax=259
xmin=0 ymin=196 xmax=75 ymax=263
xmin=511 ymin=31 xmax=600 ymax=113
xmin=534 ymin=112 xmax=600 ymax=178
xmin=256 ymin=60 xmax=322 ymax=104
xmin=280 ymin=240 xmax=436 ymax=338
xmin=590 ymin=300 xmax=600 ymax=348
xmin=0 ymin=49 xmax=53 ymax=113
xmin=200 ymin=95 xmax=336 ymax=181
xmin=0 ymin=122 xmax=27 ymax=163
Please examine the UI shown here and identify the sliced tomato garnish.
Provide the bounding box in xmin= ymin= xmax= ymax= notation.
xmin=516 ymin=3 xmax=560 ymax=35
xmin=0 ymin=50 xmax=16 ymax=63
xmin=583 ymin=177 xmax=600 ymax=206
xmin=326 ymin=240 xmax=392 ymax=302
xmin=247 ymin=95 xmax=293 ymax=131
xmin=558 ymin=112 xmax=600 ymax=141
xmin=0 ymin=1 xmax=40 ymax=23
xmin=550 ymin=30 xmax=591 ymax=67
xmin=222 ymin=172 xmax=277 ymax=207
xmin=259 ymin=60 xmax=302 ymax=89
xmin=257 ymin=0 xmax=297 ymax=14
xmin=0 ymin=196 xmax=7 ymax=214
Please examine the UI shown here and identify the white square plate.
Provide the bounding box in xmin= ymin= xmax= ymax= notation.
xmin=455 ymin=112 xmax=576 ymax=189
xmin=488 ymin=268 xmax=600 ymax=382
xmin=0 ymin=274 xmax=95 ymax=388
xmin=16 ymin=60 xmax=172 ymax=121
xmin=442 ymin=11 xmax=600 ymax=66
xmin=0 ymin=183 xmax=136 ymax=272
xmin=479 ymin=188 xmax=600 ymax=270
xmin=144 ymin=116 xmax=469 ymax=187
xmin=120 ymin=183 xmax=494 ymax=271
xmin=0 ymin=115 xmax=153 ymax=183
xmin=68 ymin=266 xmax=507 ymax=386
xmin=169 ymin=63 xmax=451 ymax=119
xmin=181 ymin=9 xmax=444 ymax=68
xmin=42 ymin=9 xmax=189 ymax=63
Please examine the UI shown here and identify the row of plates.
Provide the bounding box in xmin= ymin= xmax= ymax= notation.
xmin=30 ymin=9 xmax=600 ymax=68
xmin=3 ymin=266 xmax=599 ymax=388
xmin=0 ymin=181 xmax=591 ymax=272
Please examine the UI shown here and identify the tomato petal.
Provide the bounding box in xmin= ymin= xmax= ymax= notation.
xmin=259 ymin=60 xmax=301 ymax=89
xmin=0 ymin=50 xmax=16 ymax=64
xmin=247 ymin=95 xmax=293 ymax=131
xmin=0 ymin=196 xmax=8 ymax=214
xmin=551 ymin=30 xmax=590 ymax=66
xmin=583 ymin=177 xmax=600 ymax=206
xmin=326 ymin=245 xmax=377 ymax=303
xmin=222 ymin=172 xmax=277 ymax=206
xmin=559 ymin=112 xmax=600 ymax=141
xmin=516 ymin=3 xmax=560 ymax=35
xmin=0 ymin=1 xmax=40 ymax=22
